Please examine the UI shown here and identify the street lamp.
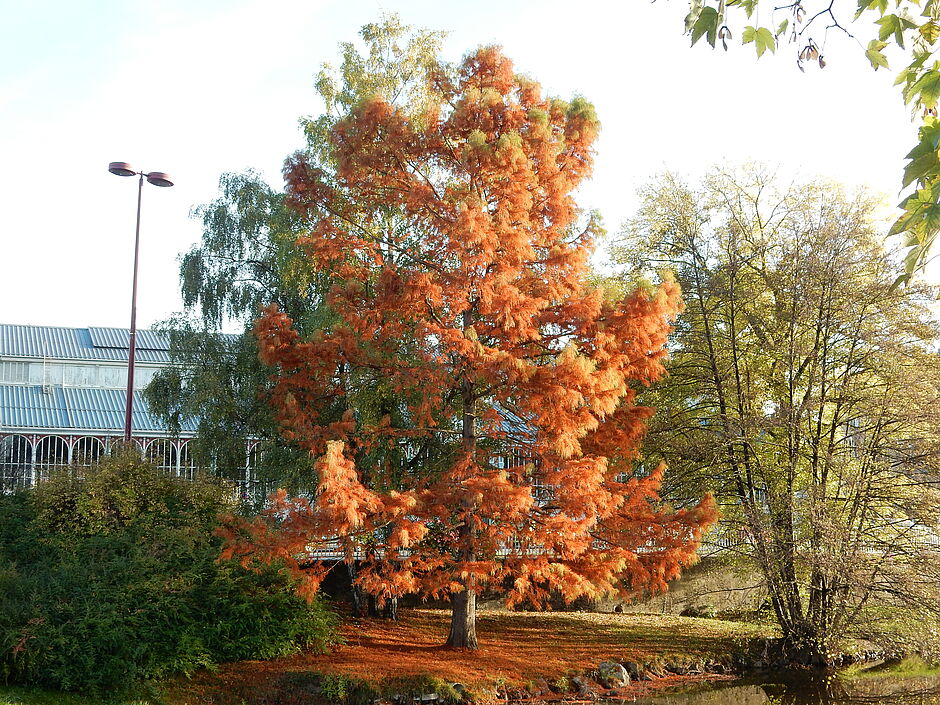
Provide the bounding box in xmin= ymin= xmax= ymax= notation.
xmin=108 ymin=162 xmax=174 ymax=442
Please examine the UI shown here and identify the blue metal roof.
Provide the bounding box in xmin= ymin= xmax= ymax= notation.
xmin=0 ymin=324 xmax=172 ymax=363
xmin=0 ymin=384 xmax=197 ymax=434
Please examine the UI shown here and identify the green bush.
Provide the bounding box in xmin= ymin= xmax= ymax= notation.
xmin=0 ymin=450 xmax=337 ymax=693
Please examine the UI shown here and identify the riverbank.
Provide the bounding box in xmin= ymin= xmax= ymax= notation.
xmin=0 ymin=609 xmax=772 ymax=704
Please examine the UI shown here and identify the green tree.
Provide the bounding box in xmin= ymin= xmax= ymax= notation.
xmin=147 ymin=15 xmax=450 ymax=618
xmin=147 ymin=14 xmax=448 ymax=497
xmin=680 ymin=0 xmax=940 ymax=284
xmin=618 ymin=166 xmax=940 ymax=665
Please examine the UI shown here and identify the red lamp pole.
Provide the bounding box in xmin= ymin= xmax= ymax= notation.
xmin=108 ymin=162 xmax=174 ymax=442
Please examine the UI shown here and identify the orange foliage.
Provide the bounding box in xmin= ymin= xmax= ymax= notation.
xmin=222 ymin=46 xmax=716 ymax=633
xmin=164 ymin=610 xmax=748 ymax=704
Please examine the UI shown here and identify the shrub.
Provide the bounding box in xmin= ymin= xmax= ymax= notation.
xmin=0 ymin=450 xmax=337 ymax=693
xmin=382 ymin=674 xmax=462 ymax=704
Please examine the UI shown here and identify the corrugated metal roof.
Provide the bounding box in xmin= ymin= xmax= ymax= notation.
xmin=88 ymin=327 xmax=168 ymax=351
xmin=0 ymin=385 xmax=69 ymax=428
xmin=0 ymin=324 xmax=171 ymax=362
xmin=0 ymin=384 xmax=197 ymax=434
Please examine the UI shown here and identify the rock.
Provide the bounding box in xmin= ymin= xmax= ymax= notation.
xmin=622 ymin=661 xmax=643 ymax=680
xmin=571 ymin=676 xmax=599 ymax=700
xmin=451 ymin=683 xmax=465 ymax=695
xmin=597 ymin=661 xmax=630 ymax=688
xmin=531 ymin=677 xmax=552 ymax=696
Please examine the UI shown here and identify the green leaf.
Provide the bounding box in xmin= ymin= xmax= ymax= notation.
xmin=742 ymin=25 xmax=776 ymax=58
xmin=902 ymin=150 xmax=940 ymax=188
xmin=856 ymin=0 xmax=889 ymax=19
xmin=865 ymin=39 xmax=890 ymax=70
xmin=876 ymin=13 xmax=917 ymax=48
xmin=684 ymin=0 xmax=704 ymax=33
xmin=727 ymin=0 xmax=756 ymax=17
xmin=690 ymin=6 xmax=721 ymax=48
xmin=920 ymin=20 xmax=940 ymax=44
xmin=755 ymin=27 xmax=776 ymax=57
xmin=911 ymin=69 xmax=940 ymax=109
xmin=776 ymin=19 xmax=789 ymax=37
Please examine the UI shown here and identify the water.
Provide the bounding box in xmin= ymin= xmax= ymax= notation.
xmin=633 ymin=673 xmax=940 ymax=704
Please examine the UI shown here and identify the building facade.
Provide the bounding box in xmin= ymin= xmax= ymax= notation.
xmin=0 ymin=324 xmax=256 ymax=492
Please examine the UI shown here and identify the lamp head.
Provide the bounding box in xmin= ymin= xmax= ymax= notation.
xmin=145 ymin=172 xmax=173 ymax=188
xmin=108 ymin=162 xmax=137 ymax=177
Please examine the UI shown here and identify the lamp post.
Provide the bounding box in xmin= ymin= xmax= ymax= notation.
xmin=108 ymin=162 xmax=174 ymax=442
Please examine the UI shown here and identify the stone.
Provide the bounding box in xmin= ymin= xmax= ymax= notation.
xmin=622 ymin=661 xmax=642 ymax=680
xmin=571 ymin=676 xmax=599 ymax=700
xmin=531 ymin=677 xmax=552 ymax=696
xmin=597 ymin=661 xmax=630 ymax=689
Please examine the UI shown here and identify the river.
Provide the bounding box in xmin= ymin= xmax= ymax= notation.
xmin=634 ymin=672 xmax=940 ymax=704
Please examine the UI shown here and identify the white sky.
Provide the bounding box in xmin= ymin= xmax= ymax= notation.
xmin=0 ymin=0 xmax=921 ymax=331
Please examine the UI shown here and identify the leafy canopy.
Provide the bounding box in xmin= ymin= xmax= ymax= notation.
xmin=222 ymin=45 xmax=716 ymax=648
xmin=619 ymin=166 xmax=940 ymax=662
xmin=681 ymin=0 xmax=940 ymax=284
xmin=147 ymin=15 xmax=448 ymax=494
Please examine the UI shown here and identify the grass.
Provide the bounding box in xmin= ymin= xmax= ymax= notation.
xmin=159 ymin=608 xmax=770 ymax=704
xmin=844 ymin=655 xmax=940 ymax=680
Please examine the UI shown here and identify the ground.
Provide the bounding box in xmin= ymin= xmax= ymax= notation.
xmin=0 ymin=610 xmax=771 ymax=705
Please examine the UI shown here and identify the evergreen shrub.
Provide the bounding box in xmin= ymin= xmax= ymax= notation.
xmin=0 ymin=449 xmax=337 ymax=693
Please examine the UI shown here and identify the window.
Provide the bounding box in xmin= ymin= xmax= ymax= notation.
xmin=41 ymin=364 xmax=64 ymax=386
xmin=34 ymin=436 xmax=69 ymax=482
xmin=145 ymin=439 xmax=177 ymax=474
xmin=99 ymin=366 xmax=125 ymax=388
xmin=64 ymin=364 xmax=99 ymax=387
xmin=0 ymin=435 xmax=32 ymax=491
xmin=134 ymin=367 xmax=157 ymax=390
xmin=73 ymin=437 xmax=104 ymax=466
xmin=0 ymin=361 xmax=28 ymax=383
xmin=178 ymin=442 xmax=195 ymax=481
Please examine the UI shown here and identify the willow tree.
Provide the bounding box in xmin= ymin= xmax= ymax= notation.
xmin=223 ymin=46 xmax=716 ymax=649
xmin=620 ymin=167 xmax=940 ymax=665
xmin=147 ymin=15 xmax=447 ymax=498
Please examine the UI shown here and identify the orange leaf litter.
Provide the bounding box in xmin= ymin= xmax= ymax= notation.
xmin=169 ymin=609 xmax=755 ymax=700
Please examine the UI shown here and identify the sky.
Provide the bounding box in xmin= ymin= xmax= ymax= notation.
xmin=0 ymin=0 xmax=919 ymax=331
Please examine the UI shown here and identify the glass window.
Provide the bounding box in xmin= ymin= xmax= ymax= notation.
xmin=0 ymin=435 xmax=32 ymax=491
xmin=42 ymin=364 xmax=64 ymax=386
xmin=0 ymin=362 xmax=28 ymax=383
xmin=34 ymin=436 xmax=69 ymax=482
xmin=178 ymin=442 xmax=195 ymax=481
xmin=134 ymin=367 xmax=157 ymax=389
xmin=99 ymin=366 xmax=125 ymax=388
xmin=73 ymin=437 xmax=104 ymax=466
xmin=64 ymin=364 xmax=99 ymax=387
xmin=145 ymin=439 xmax=177 ymax=474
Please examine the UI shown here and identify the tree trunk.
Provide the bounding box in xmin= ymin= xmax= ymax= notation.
xmin=346 ymin=562 xmax=366 ymax=617
xmin=446 ymin=588 xmax=478 ymax=649
xmin=367 ymin=594 xmax=399 ymax=620
xmin=384 ymin=596 xmax=398 ymax=621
